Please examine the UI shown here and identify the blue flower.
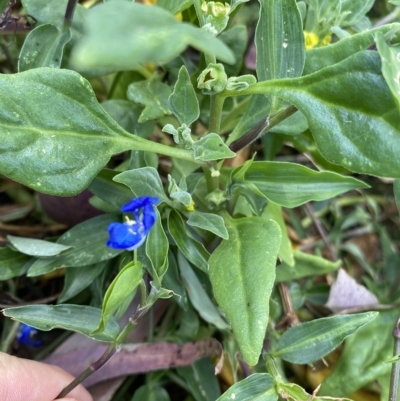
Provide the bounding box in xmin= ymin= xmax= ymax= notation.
xmin=17 ymin=323 xmax=42 ymax=346
xmin=106 ymin=196 xmax=159 ymax=250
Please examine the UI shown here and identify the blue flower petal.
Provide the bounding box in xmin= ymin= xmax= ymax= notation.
xmin=143 ymin=203 xmax=157 ymax=234
xmin=17 ymin=323 xmax=42 ymax=346
xmin=121 ymin=196 xmax=159 ymax=212
xmin=106 ymin=222 xmax=145 ymax=250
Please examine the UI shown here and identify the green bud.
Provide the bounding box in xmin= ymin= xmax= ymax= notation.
xmin=226 ymin=75 xmax=257 ymax=91
xmin=205 ymin=189 xmax=228 ymax=210
xmin=162 ymin=123 xmax=194 ymax=149
xmin=201 ymin=1 xmax=231 ymax=17
xmin=168 ymin=175 xmax=194 ymax=210
xmin=197 ymin=63 xmax=228 ymax=95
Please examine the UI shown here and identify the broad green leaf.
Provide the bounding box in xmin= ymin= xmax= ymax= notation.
xmin=22 ymin=0 xmax=86 ymax=40
xmin=28 ymin=215 xmax=122 ymax=276
xmin=178 ymin=252 xmax=228 ymax=330
xmin=395 ymin=180 xmax=400 ymax=215
xmin=128 ymin=80 xmax=172 ymax=123
xmin=177 ymin=358 xmax=221 ymax=401
xmin=263 ymin=202 xmax=293 ymax=266
xmin=132 ymin=384 xmax=171 ymax=401
xmin=157 ymin=0 xmax=192 ymax=14
xmin=376 ymin=33 xmax=400 ymax=111
xmin=241 ymin=51 xmax=400 ymax=178
xmin=187 ymin=211 xmax=229 ymax=240
xmin=169 ymin=66 xmax=199 ymax=126
xmin=92 ymin=261 xmax=143 ymax=334
xmin=216 ymin=373 xmax=278 ymax=401
xmin=101 ymin=100 xmax=154 ymax=138
xmin=303 ymin=24 xmax=399 ymax=75
xmin=193 ymin=134 xmax=236 ymax=161
xmin=233 ymin=182 xmax=269 ymax=216
xmin=7 ymin=235 xmax=73 ymax=258
xmin=319 ymin=310 xmax=399 ymax=397
xmin=340 ymin=0 xmax=374 ymax=27
xmin=0 ymin=247 xmax=31 ymax=280
xmin=88 ymin=169 xmax=134 ymax=209
xmin=272 ymin=312 xmax=378 ymax=364
xmin=256 ymin=0 xmax=304 ymax=81
xmin=58 ymin=262 xmax=107 ymax=303
xmin=233 ymin=162 xmax=368 ymax=208
xmin=275 ymin=251 xmax=341 ymax=282
xmin=71 ymin=2 xmax=234 ymax=71
xmin=168 ymin=210 xmax=209 ymax=272
xmin=0 ymin=67 xmax=169 ymax=196
xmin=18 ymin=24 xmax=71 ymax=72
xmin=146 ymin=209 xmax=169 ymax=284
xmin=209 ymin=217 xmax=281 ymax=365
xmin=114 ymin=167 xmax=169 ymax=203
xmin=2 ymin=304 xmax=120 ymax=342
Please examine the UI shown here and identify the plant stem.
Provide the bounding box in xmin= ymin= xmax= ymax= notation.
xmin=0 ymin=320 xmax=19 ymax=353
xmin=208 ymin=94 xmax=225 ymax=135
xmin=229 ymin=105 xmax=298 ymax=153
xmin=265 ymin=354 xmax=280 ymax=380
xmin=63 ymin=0 xmax=78 ymax=31
xmin=389 ymin=316 xmax=400 ymax=401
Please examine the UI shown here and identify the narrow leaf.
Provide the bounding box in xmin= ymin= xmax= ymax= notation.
xmin=0 ymin=248 xmax=31 ymax=280
xmin=2 ymin=304 xmax=120 ymax=342
xmin=209 ymin=217 xmax=281 ymax=365
xmin=187 ymin=211 xmax=229 ymax=240
xmin=272 ymin=312 xmax=378 ymax=364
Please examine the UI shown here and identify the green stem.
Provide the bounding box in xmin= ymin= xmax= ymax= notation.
xmin=0 ymin=320 xmax=19 ymax=353
xmin=389 ymin=316 xmax=400 ymax=401
xmin=265 ymin=354 xmax=281 ymax=381
xmin=63 ymin=0 xmax=78 ymax=31
xmin=208 ymin=94 xmax=225 ymax=135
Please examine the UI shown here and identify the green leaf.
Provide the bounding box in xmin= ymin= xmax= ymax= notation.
xmin=58 ymin=262 xmax=107 ymax=303
xmin=263 ymin=202 xmax=293 ymax=266
xmin=132 ymin=384 xmax=171 ymax=401
xmin=157 ymin=0 xmax=192 ymax=14
xmin=128 ymin=80 xmax=172 ymax=123
xmin=193 ymin=133 xmax=236 ymax=161
xmin=169 ymin=66 xmax=199 ymax=126
xmin=209 ymin=217 xmax=281 ymax=365
xmin=28 ymin=215 xmax=122 ymax=276
xmin=178 ymin=252 xmax=228 ymax=330
xmin=7 ymin=235 xmax=73 ymax=258
xmin=18 ymin=24 xmax=71 ymax=72
xmin=71 ymin=2 xmax=234 ymax=71
xmin=340 ymin=0 xmax=375 ymax=27
xmin=275 ymin=251 xmax=341 ymax=282
xmin=113 ymin=167 xmax=169 ymax=203
xmin=216 ymin=373 xmax=278 ymax=401
xmin=146 ymin=209 xmax=169 ymax=284
xmin=247 ymin=51 xmax=400 ymax=178
xmin=233 ymin=161 xmax=368 ymax=208
xmin=256 ymin=0 xmax=304 ymax=81
xmin=272 ymin=312 xmax=378 ymax=364
xmin=187 ymin=211 xmax=229 ymax=240
xmin=319 ymin=310 xmax=398 ymax=397
xmin=22 ymin=0 xmax=86 ymax=40
xmin=0 ymin=67 xmax=154 ymax=196
xmin=376 ymin=32 xmax=400 ymax=111
xmin=168 ymin=210 xmax=209 ymax=272
xmin=177 ymin=359 xmax=221 ymax=401
xmin=88 ymin=169 xmax=134 ymax=209
xmin=92 ymin=261 xmax=143 ymax=334
xmin=0 ymin=247 xmax=31 ymax=280
xmin=163 ymin=251 xmax=188 ymax=310
xmin=304 ymin=24 xmax=399 ymax=75
xmin=2 ymin=304 xmax=119 ymax=342
xmin=101 ymin=100 xmax=154 ymax=138
xmin=394 ymin=180 xmax=400 ymax=216
xmin=276 ymin=382 xmax=352 ymax=401
xmin=390 ymin=0 xmax=400 ymax=4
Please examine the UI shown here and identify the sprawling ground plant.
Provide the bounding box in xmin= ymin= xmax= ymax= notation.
xmin=1 ymin=0 xmax=400 ymax=400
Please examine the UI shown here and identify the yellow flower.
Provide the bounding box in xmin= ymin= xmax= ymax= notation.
xmin=186 ymin=200 xmax=196 ymax=212
xmin=304 ymin=31 xmax=319 ymax=50
xmin=320 ymin=33 xmax=332 ymax=47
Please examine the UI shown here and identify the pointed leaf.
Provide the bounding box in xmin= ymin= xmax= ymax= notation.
xmin=209 ymin=217 xmax=281 ymax=365
xmin=169 ymin=66 xmax=199 ymax=126
xmin=2 ymin=304 xmax=120 ymax=342
xmin=272 ymin=312 xmax=378 ymax=364
xmin=0 ymin=248 xmax=31 ymax=280
xmin=233 ymin=161 xmax=368 ymax=208
xmin=193 ymin=133 xmax=235 ymax=161
xmin=216 ymin=373 xmax=278 ymax=401
xmin=187 ymin=211 xmax=229 ymax=240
